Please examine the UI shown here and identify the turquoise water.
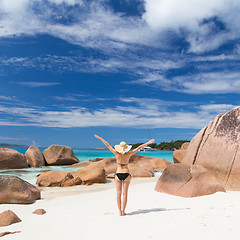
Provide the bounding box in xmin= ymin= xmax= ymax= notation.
xmin=0 ymin=147 xmax=173 ymax=184
xmin=11 ymin=147 xmax=173 ymax=163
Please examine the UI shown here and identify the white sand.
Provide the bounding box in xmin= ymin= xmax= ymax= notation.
xmin=1 ymin=175 xmax=240 ymax=240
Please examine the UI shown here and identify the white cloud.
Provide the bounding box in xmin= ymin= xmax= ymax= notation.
xmin=197 ymin=104 xmax=235 ymax=113
xmin=48 ymin=0 xmax=83 ymax=5
xmin=0 ymin=0 xmax=239 ymax=54
xmin=1 ymin=0 xmax=240 ymax=97
xmin=53 ymin=93 xmax=89 ymax=101
xmin=143 ymin=0 xmax=221 ymax=30
xmin=174 ymin=71 xmax=240 ymax=94
xmin=0 ymin=96 xmax=15 ymax=101
xmin=143 ymin=0 xmax=240 ymax=53
xmin=3 ymin=53 xmax=240 ymax=95
xmin=17 ymin=82 xmax=61 ymax=87
xmin=0 ymin=97 xmax=235 ymax=129
xmin=0 ymin=136 xmax=27 ymax=141
xmin=0 ymin=95 xmax=31 ymax=107
xmin=0 ymin=0 xmax=156 ymax=53
xmin=0 ymin=53 xmax=183 ymax=75
xmin=133 ymin=68 xmax=240 ymax=94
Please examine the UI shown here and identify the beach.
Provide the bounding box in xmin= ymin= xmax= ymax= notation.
xmin=1 ymin=0 xmax=239 ymax=238
xmin=1 ymin=174 xmax=239 ymax=240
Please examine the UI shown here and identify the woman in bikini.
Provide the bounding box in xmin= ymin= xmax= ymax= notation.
xmin=94 ymin=134 xmax=155 ymax=216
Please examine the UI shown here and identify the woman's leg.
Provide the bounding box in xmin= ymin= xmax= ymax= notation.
xmin=122 ymin=176 xmax=131 ymax=215
xmin=115 ymin=176 xmax=123 ymax=215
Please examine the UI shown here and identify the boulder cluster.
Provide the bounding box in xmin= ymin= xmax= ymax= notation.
xmin=0 ymin=144 xmax=79 ymax=169
xmin=0 ymin=142 xmax=172 ymax=203
xmin=37 ymin=154 xmax=172 ymax=187
xmin=156 ymin=106 xmax=240 ymax=197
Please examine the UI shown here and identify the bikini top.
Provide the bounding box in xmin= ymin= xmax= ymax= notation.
xmin=117 ymin=162 xmax=128 ymax=167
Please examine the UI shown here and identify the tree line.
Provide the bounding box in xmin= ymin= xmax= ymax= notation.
xmin=132 ymin=140 xmax=190 ymax=151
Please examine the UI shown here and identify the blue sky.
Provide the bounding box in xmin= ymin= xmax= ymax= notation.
xmin=0 ymin=0 xmax=240 ymax=148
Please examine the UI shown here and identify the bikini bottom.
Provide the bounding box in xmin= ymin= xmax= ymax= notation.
xmin=115 ymin=173 xmax=131 ymax=181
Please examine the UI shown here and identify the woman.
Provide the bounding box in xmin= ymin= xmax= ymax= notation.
xmin=94 ymin=134 xmax=154 ymax=216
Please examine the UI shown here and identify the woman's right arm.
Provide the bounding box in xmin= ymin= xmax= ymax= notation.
xmin=129 ymin=139 xmax=155 ymax=155
xmin=94 ymin=134 xmax=117 ymax=155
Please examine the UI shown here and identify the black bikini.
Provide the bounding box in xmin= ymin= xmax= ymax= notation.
xmin=116 ymin=163 xmax=131 ymax=181
xmin=116 ymin=173 xmax=130 ymax=181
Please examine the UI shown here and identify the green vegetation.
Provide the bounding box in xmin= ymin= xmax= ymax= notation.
xmin=131 ymin=140 xmax=190 ymax=151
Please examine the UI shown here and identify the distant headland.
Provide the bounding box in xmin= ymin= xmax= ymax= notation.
xmin=132 ymin=140 xmax=190 ymax=151
xmin=0 ymin=143 xmax=29 ymax=148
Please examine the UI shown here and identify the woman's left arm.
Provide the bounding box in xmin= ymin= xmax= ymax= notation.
xmin=94 ymin=134 xmax=117 ymax=154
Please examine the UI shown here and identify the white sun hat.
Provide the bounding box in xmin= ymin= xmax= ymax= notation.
xmin=114 ymin=141 xmax=132 ymax=154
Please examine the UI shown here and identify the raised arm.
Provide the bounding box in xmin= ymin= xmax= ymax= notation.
xmin=129 ymin=139 xmax=155 ymax=155
xmin=94 ymin=134 xmax=117 ymax=155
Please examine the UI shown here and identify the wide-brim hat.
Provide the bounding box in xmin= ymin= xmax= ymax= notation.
xmin=114 ymin=141 xmax=132 ymax=154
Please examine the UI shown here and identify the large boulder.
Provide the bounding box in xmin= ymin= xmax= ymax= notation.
xmin=72 ymin=164 xmax=106 ymax=185
xmin=0 ymin=210 xmax=22 ymax=227
xmin=182 ymin=107 xmax=240 ymax=190
xmin=172 ymin=142 xmax=189 ymax=164
xmin=43 ymin=145 xmax=79 ymax=165
xmin=97 ymin=157 xmax=117 ymax=175
xmin=129 ymin=154 xmax=171 ymax=172
xmin=155 ymin=163 xmax=225 ymax=197
xmin=0 ymin=148 xmax=28 ymax=169
xmin=0 ymin=175 xmax=41 ymax=204
xmin=25 ymin=146 xmax=45 ymax=167
xmin=173 ymin=150 xmax=186 ymax=164
xmin=180 ymin=142 xmax=190 ymax=150
xmin=36 ymin=171 xmax=82 ymax=187
xmin=128 ymin=163 xmax=153 ymax=177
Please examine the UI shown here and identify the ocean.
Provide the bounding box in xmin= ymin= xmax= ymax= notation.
xmin=0 ymin=147 xmax=173 ymax=184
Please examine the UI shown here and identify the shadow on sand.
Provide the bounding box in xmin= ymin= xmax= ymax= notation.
xmin=127 ymin=207 xmax=190 ymax=216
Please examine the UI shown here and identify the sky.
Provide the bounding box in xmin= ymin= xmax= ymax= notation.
xmin=0 ymin=0 xmax=240 ymax=148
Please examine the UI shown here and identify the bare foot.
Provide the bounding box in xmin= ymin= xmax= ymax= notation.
xmin=122 ymin=211 xmax=126 ymax=216
xmin=119 ymin=211 xmax=122 ymax=216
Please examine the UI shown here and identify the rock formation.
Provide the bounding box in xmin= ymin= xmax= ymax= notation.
xmin=33 ymin=209 xmax=46 ymax=215
xmin=69 ymin=161 xmax=91 ymax=168
xmin=182 ymin=107 xmax=240 ymax=190
xmin=0 ymin=175 xmax=41 ymax=204
xmin=72 ymin=164 xmax=106 ymax=185
xmin=129 ymin=154 xmax=171 ymax=172
xmin=155 ymin=163 xmax=225 ymax=197
xmin=96 ymin=157 xmax=118 ymax=175
xmin=0 ymin=210 xmax=22 ymax=226
xmin=0 ymin=148 xmax=28 ymax=169
xmin=172 ymin=142 xmax=189 ymax=164
xmin=43 ymin=144 xmax=79 ymax=165
xmin=128 ymin=163 xmax=153 ymax=177
xmin=25 ymin=146 xmax=45 ymax=167
xmin=70 ymin=154 xmax=171 ymax=177
xmin=36 ymin=171 xmax=82 ymax=187
xmin=0 ymin=231 xmax=21 ymax=237
xmin=89 ymin=157 xmax=104 ymax=162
